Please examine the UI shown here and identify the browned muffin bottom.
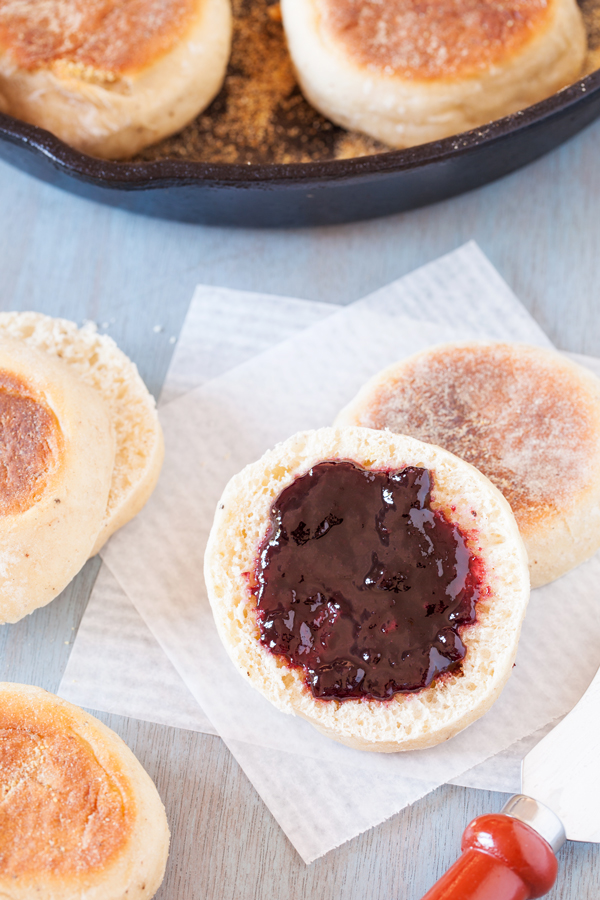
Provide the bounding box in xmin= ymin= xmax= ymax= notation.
xmin=0 ymin=371 xmax=62 ymax=516
xmin=0 ymin=708 xmax=134 ymax=881
xmin=0 ymin=0 xmax=196 ymax=77
xmin=317 ymin=0 xmax=550 ymax=79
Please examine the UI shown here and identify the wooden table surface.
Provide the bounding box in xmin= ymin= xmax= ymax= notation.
xmin=2 ymin=117 xmax=600 ymax=899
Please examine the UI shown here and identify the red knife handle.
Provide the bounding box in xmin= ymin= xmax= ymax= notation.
xmin=419 ymin=813 xmax=558 ymax=900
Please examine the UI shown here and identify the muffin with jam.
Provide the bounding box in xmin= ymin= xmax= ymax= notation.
xmin=205 ymin=427 xmax=529 ymax=752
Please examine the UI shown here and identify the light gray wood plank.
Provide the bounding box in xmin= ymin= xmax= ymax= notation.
xmin=0 ymin=558 xmax=101 ymax=692
xmin=1 ymin=111 xmax=600 ymax=898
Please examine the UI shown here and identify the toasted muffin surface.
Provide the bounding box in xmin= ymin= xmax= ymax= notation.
xmin=0 ymin=0 xmax=232 ymax=158
xmin=0 ymin=684 xmax=170 ymax=900
xmin=317 ymin=0 xmax=552 ymax=79
xmin=282 ymin=0 xmax=585 ymax=148
xmin=337 ymin=344 xmax=598 ymax=536
xmin=0 ymin=370 xmax=63 ymax=516
xmin=0 ymin=0 xmax=197 ymax=76
xmin=0 ymin=703 xmax=134 ymax=879
xmin=0 ymin=337 xmax=115 ymax=624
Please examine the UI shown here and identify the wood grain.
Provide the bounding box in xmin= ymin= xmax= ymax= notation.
xmin=1 ymin=113 xmax=600 ymax=897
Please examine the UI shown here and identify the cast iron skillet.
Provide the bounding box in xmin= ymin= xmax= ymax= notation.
xmin=1 ymin=68 xmax=599 ymax=228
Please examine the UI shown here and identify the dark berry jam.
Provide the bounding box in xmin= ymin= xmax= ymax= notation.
xmin=253 ymin=461 xmax=483 ymax=701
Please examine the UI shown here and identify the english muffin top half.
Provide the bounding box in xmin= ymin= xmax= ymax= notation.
xmin=0 ymin=0 xmax=233 ymax=158
xmin=0 ymin=312 xmax=164 ymax=558
xmin=0 ymin=684 xmax=170 ymax=900
xmin=281 ymin=0 xmax=586 ymax=147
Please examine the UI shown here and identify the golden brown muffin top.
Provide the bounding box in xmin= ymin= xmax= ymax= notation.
xmin=317 ymin=0 xmax=552 ymax=79
xmin=0 ymin=694 xmax=134 ymax=879
xmin=0 ymin=0 xmax=197 ymax=76
xmin=0 ymin=371 xmax=62 ymax=516
xmin=355 ymin=344 xmax=599 ymax=535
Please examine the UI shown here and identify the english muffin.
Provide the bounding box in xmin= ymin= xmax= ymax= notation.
xmin=205 ymin=427 xmax=529 ymax=752
xmin=0 ymin=336 xmax=114 ymax=624
xmin=0 ymin=0 xmax=232 ymax=159
xmin=0 ymin=683 xmax=170 ymax=900
xmin=335 ymin=342 xmax=600 ymax=588
xmin=281 ymin=0 xmax=587 ymax=148
xmin=0 ymin=312 xmax=164 ymax=556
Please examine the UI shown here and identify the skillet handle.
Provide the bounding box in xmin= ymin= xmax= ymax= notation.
xmin=419 ymin=813 xmax=559 ymax=900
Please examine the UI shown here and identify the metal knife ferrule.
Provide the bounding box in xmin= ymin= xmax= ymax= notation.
xmin=501 ymin=794 xmax=566 ymax=854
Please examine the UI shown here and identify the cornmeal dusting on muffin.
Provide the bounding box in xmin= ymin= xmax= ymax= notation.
xmin=135 ymin=0 xmax=600 ymax=165
xmin=316 ymin=0 xmax=552 ymax=78
xmin=361 ymin=346 xmax=597 ymax=532
xmin=2 ymin=0 xmax=597 ymax=164
xmin=0 ymin=723 xmax=133 ymax=876
xmin=0 ymin=0 xmax=195 ymax=75
xmin=134 ymin=0 xmax=386 ymax=164
xmin=581 ymin=0 xmax=600 ymax=72
xmin=0 ymin=371 xmax=62 ymax=516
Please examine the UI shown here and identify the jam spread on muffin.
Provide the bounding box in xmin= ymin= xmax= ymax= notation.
xmin=254 ymin=461 xmax=483 ymax=701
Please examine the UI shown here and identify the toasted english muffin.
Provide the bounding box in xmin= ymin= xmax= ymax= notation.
xmin=0 ymin=683 xmax=170 ymax=900
xmin=0 ymin=336 xmax=114 ymax=623
xmin=335 ymin=342 xmax=600 ymax=588
xmin=205 ymin=427 xmax=529 ymax=753
xmin=281 ymin=0 xmax=586 ymax=148
xmin=0 ymin=312 xmax=164 ymax=557
xmin=0 ymin=0 xmax=232 ymax=159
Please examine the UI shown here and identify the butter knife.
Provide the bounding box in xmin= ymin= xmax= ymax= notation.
xmin=419 ymin=662 xmax=600 ymax=899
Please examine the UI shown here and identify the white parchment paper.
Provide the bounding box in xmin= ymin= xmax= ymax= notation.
xmin=160 ymin=286 xmax=337 ymax=406
xmin=60 ymin=562 xmax=563 ymax=796
xmin=59 ymin=244 xmax=600 ymax=862
xmin=62 ymin=287 xmax=336 ymax=734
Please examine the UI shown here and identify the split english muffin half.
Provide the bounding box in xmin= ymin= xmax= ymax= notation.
xmin=205 ymin=427 xmax=530 ymax=752
xmin=0 ymin=683 xmax=170 ymax=900
xmin=0 ymin=335 xmax=114 ymax=623
xmin=0 ymin=312 xmax=163 ymax=623
xmin=0 ymin=312 xmax=164 ymax=558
